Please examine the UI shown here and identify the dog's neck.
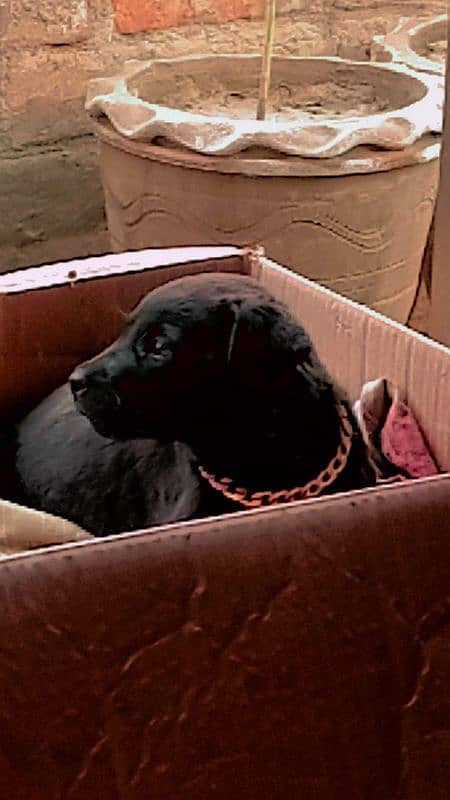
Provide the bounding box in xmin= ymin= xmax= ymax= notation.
xmin=186 ymin=378 xmax=347 ymax=492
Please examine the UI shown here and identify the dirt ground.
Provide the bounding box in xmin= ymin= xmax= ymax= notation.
xmin=160 ymin=75 xmax=392 ymax=121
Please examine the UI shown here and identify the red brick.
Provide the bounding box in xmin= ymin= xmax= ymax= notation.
xmin=192 ymin=0 xmax=263 ymax=23
xmin=112 ymin=0 xmax=263 ymax=34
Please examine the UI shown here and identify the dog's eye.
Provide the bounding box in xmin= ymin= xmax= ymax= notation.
xmin=148 ymin=336 xmax=165 ymax=354
xmin=135 ymin=330 xmax=166 ymax=360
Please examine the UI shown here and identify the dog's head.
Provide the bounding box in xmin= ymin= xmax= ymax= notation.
xmin=69 ymin=273 xmax=323 ymax=442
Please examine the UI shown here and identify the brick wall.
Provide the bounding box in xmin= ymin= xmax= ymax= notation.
xmin=0 ymin=0 xmax=447 ymax=272
xmin=113 ymin=0 xmax=264 ymax=34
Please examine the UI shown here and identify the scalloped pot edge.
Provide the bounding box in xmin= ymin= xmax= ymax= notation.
xmin=85 ymin=56 xmax=444 ymax=158
xmin=372 ymin=15 xmax=447 ymax=77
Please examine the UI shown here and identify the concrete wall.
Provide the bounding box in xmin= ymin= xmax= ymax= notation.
xmin=0 ymin=0 xmax=446 ymax=271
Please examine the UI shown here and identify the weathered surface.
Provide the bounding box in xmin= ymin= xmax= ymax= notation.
xmin=96 ymin=121 xmax=439 ymax=323
xmin=0 ymin=0 xmax=447 ymax=271
xmin=372 ymin=14 xmax=447 ymax=75
xmin=86 ymin=55 xmax=443 ymax=156
xmin=0 ymin=139 xmax=109 ymax=271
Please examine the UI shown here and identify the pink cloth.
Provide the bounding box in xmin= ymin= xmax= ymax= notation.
xmin=381 ymin=397 xmax=439 ymax=479
xmin=353 ymin=378 xmax=439 ymax=482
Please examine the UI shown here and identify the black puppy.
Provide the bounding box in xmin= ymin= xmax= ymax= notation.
xmin=15 ymin=274 xmax=375 ymax=535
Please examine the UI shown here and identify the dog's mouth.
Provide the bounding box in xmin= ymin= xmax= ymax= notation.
xmin=74 ymin=384 xmax=119 ymax=415
xmin=73 ymin=386 xmax=127 ymax=439
xmin=87 ymin=418 xmax=121 ymax=440
xmin=81 ymin=409 xmax=147 ymax=442
xmin=74 ymin=387 xmax=172 ymax=442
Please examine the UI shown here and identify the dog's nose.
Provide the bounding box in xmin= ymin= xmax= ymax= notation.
xmin=70 ymin=376 xmax=87 ymax=398
xmin=69 ymin=367 xmax=109 ymax=400
xmin=69 ymin=368 xmax=91 ymax=399
xmin=69 ymin=366 xmax=121 ymax=422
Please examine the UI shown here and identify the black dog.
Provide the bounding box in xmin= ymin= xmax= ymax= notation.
xmin=15 ymin=274 xmax=375 ymax=535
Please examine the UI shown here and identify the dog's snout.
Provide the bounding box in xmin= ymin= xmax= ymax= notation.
xmin=69 ymin=364 xmax=122 ymax=428
xmin=69 ymin=364 xmax=113 ymax=404
xmin=70 ymin=360 xmax=109 ymax=384
xmin=69 ymin=367 xmax=96 ymax=399
xmin=69 ymin=375 xmax=87 ymax=398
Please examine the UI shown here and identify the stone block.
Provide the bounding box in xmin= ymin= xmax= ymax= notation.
xmin=3 ymin=0 xmax=93 ymax=45
xmin=0 ymin=138 xmax=108 ymax=272
xmin=1 ymin=48 xmax=111 ymax=151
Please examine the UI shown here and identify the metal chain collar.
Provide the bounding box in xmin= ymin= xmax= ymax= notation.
xmin=198 ymin=402 xmax=354 ymax=509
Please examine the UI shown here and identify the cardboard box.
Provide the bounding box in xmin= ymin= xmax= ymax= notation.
xmin=0 ymin=246 xmax=449 ymax=799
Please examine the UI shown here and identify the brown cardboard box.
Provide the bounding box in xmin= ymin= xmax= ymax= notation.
xmin=0 ymin=246 xmax=449 ymax=799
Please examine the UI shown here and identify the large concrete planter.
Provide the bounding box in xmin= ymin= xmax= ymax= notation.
xmin=372 ymin=15 xmax=447 ymax=77
xmin=87 ymin=55 xmax=442 ymax=323
xmin=371 ymin=16 xmax=447 ymax=303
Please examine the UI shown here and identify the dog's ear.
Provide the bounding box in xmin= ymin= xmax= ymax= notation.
xmin=218 ymin=298 xmax=313 ymax=377
xmin=268 ymin=313 xmax=313 ymax=370
xmin=289 ymin=331 xmax=313 ymax=366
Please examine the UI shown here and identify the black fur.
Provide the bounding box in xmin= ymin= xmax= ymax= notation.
xmin=15 ymin=273 xmax=375 ymax=535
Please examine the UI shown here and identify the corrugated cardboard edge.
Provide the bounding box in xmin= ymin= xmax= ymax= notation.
xmin=0 ymin=245 xmax=244 ymax=294
xmin=253 ymin=253 xmax=450 ymax=472
xmin=2 ymin=474 xmax=449 ymax=567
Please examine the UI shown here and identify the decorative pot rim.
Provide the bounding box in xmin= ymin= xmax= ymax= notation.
xmin=372 ymin=14 xmax=447 ymax=76
xmin=86 ymin=54 xmax=443 ymax=159
xmin=94 ymin=118 xmax=440 ymax=177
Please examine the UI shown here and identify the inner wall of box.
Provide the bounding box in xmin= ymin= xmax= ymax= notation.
xmin=258 ymin=258 xmax=450 ymax=473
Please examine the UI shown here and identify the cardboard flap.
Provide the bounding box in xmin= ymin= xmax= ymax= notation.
xmin=258 ymin=256 xmax=450 ymax=471
xmin=0 ymin=476 xmax=449 ymax=798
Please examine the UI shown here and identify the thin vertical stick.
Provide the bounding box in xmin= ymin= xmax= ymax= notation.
xmin=256 ymin=0 xmax=276 ymax=121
